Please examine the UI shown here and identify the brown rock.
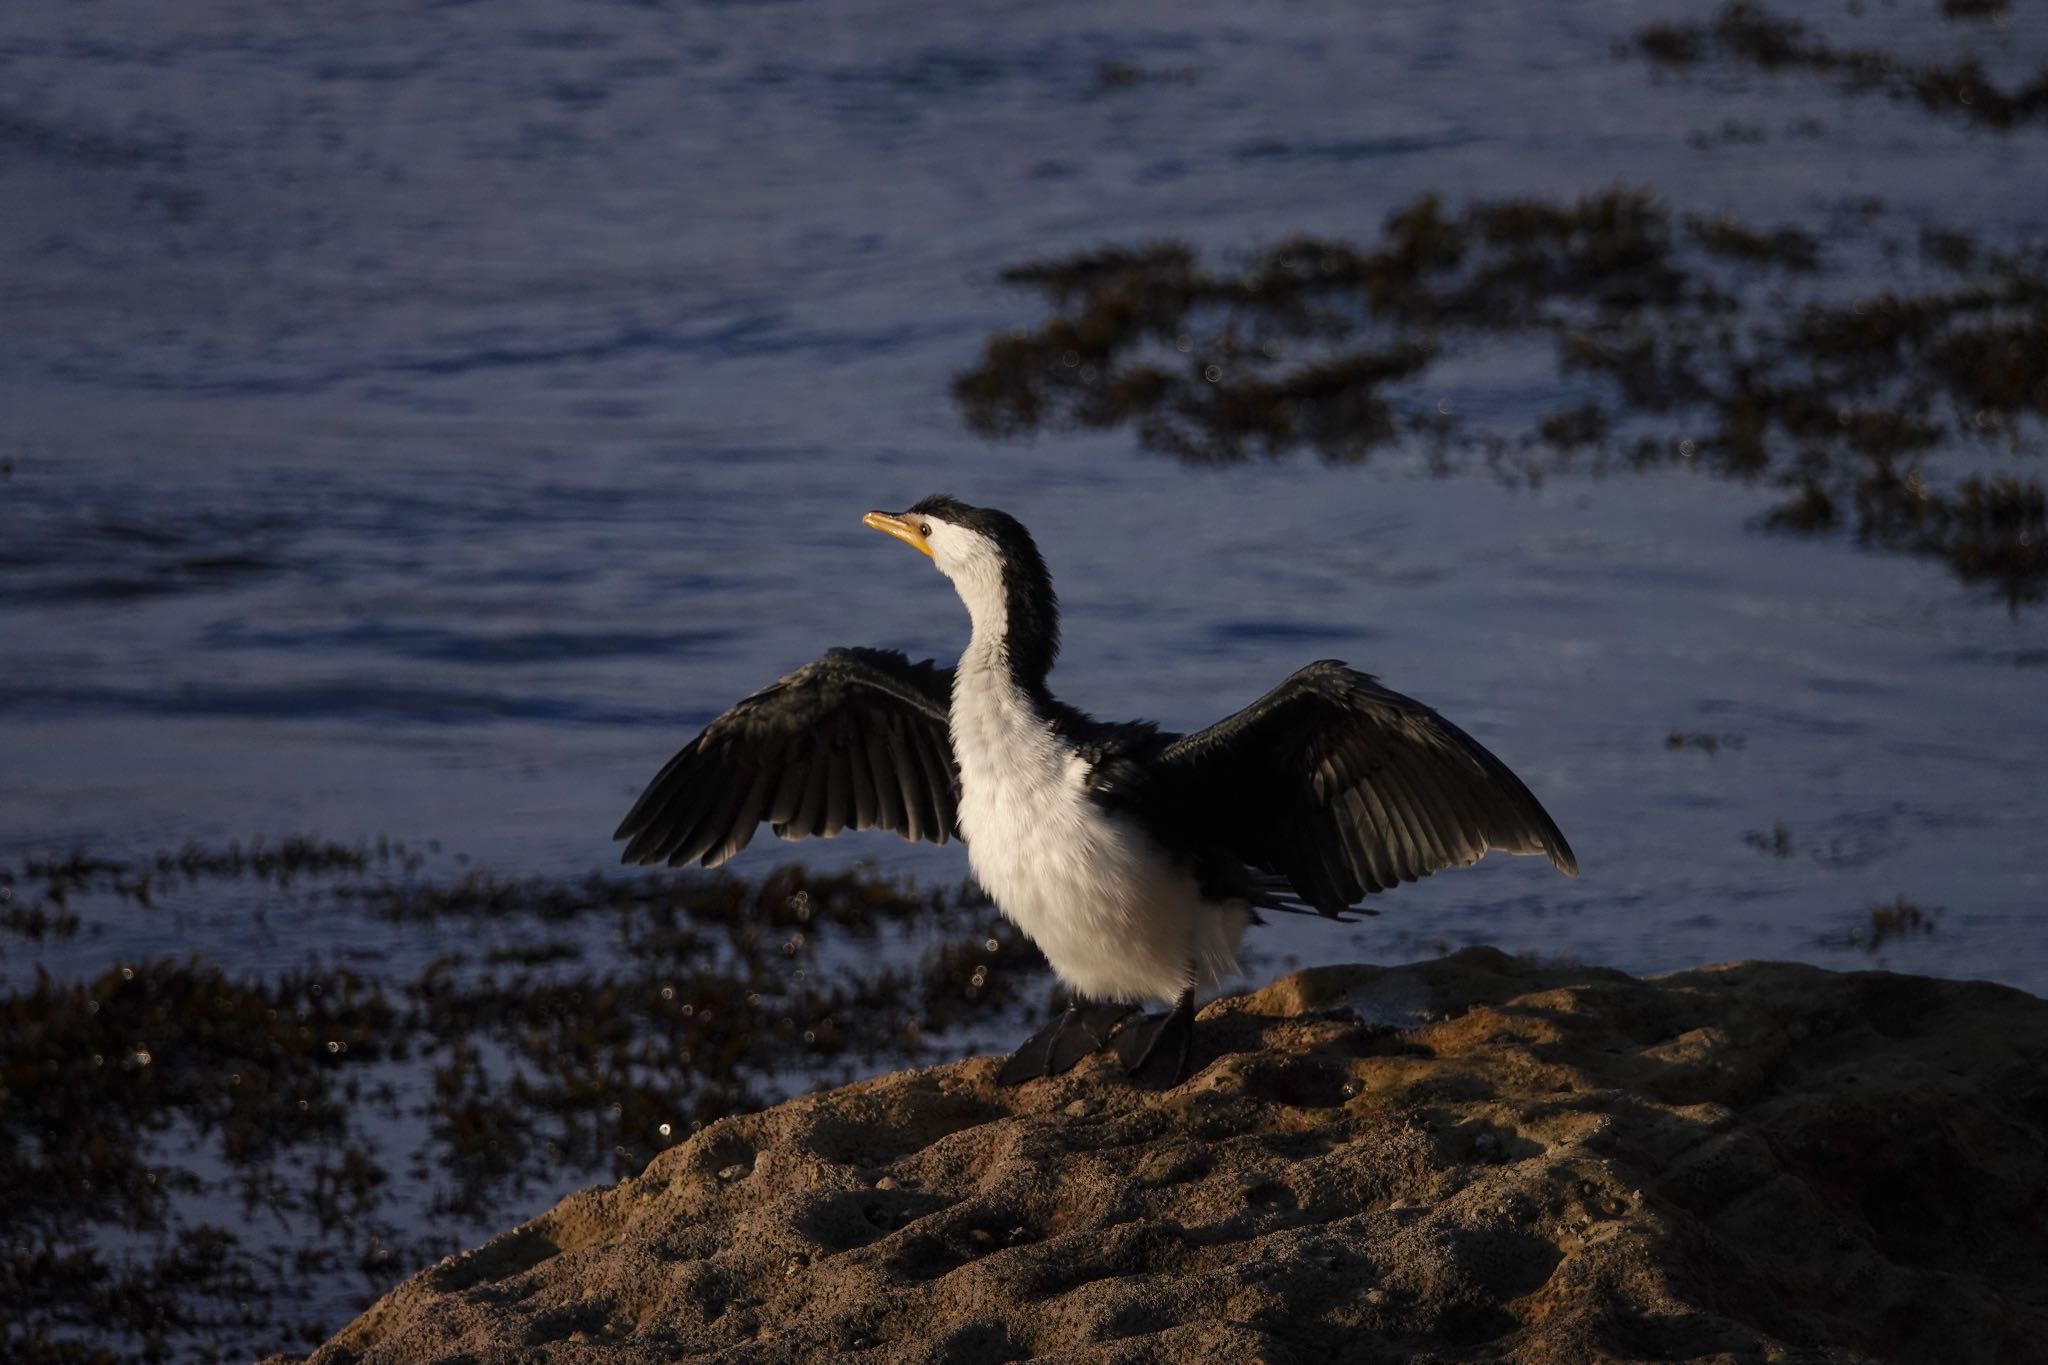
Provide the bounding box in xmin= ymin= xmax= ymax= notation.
xmin=285 ymin=950 xmax=2048 ymax=1363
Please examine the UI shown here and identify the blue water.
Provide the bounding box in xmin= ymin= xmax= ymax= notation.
xmin=5 ymin=2 xmax=2047 ymax=1354
xmin=4 ymin=0 xmax=2046 ymax=988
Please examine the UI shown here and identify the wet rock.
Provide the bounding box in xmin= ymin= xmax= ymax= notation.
xmin=283 ymin=950 xmax=2048 ymax=1363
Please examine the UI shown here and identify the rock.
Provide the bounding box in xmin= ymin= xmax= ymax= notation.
xmin=282 ymin=950 xmax=2048 ymax=1363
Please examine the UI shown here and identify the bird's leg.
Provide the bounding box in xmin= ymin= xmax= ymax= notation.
xmin=1111 ymin=988 xmax=1196 ymax=1087
xmin=996 ymin=1000 xmax=1137 ymax=1086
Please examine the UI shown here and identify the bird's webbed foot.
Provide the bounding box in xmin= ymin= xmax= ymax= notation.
xmin=995 ymin=1001 xmax=1137 ymax=1086
xmin=1111 ymin=989 xmax=1196 ymax=1087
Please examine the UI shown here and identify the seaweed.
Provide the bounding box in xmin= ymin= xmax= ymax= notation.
xmin=1635 ymin=3 xmax=2048 ymax=131
xmin=0 ymin=843 xmax=1031 ymax=1363
xmin=955 ymin=189 xmax=2048 ymax=604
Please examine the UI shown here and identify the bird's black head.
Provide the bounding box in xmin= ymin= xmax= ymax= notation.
xmin=863 ymin=494 xmax=1060 ymax=686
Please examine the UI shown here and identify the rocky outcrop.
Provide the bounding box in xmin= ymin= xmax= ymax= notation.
xmin=291 ymin=950 xmax=2048 ymax=1363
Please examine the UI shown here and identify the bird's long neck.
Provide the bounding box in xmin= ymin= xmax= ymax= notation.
xmin=949 ymin=545 xmax=1069 ymax=821
xmin=950 ymin=544 xmax=1060 ymax=705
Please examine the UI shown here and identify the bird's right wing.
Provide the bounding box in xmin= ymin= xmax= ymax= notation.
xmin=615 ymin=647 xmax=959 ymax=869
xmin=1155 ymin=660 xmax=1576 ymax=916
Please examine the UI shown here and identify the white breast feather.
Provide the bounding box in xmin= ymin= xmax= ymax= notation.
xmin=933 ymin=526 xmax=1248 ymax=1005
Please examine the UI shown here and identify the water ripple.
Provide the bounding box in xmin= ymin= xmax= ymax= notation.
xmin=0 ymin=681 xmax=693 ymax=728
xmin=196 ymin=621 xmax=741 ymax=665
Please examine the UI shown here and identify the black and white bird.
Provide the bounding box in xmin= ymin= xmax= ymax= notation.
xmin=616 ymin=496 xmax=1576 ymax=1084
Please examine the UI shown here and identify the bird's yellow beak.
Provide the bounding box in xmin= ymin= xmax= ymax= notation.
xmin=862 ymin=510 xmax=932 ymax=557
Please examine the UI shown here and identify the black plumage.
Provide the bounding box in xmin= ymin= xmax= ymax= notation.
xmin=618 ymin=649 xmax=1574 ymax=917
xmin=1143 ymin=661 xmax=1576 ymax=915
xmin=614 ymin=647 xmax=958 ymax=867
xmin=617 ymin=496 xmax=1578 ymax=1086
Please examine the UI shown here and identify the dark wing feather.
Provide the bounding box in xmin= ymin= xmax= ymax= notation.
xmin=615 ymin=647 xmax=958 ymax=868
xmin=1156 ymin=660 xmax=1575 ymax=916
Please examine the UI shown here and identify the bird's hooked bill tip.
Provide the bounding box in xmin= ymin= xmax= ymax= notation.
xmin=862 ymin=510 xmax=932 ymax=557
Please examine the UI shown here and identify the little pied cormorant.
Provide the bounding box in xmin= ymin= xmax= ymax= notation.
xmin=616 ymin=496 xmax=1576 ymax=1085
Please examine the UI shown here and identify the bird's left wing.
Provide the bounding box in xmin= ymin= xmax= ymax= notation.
xmin=1154 ymin=660 xmax=1576 ymax=916
xmin=615 ymin=647 xmax=958 ymax=869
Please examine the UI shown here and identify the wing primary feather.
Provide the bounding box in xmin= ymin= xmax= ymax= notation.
xmin=1546 ymin=820 xmax=1580 ymax=875
xmin=1320 ymin=813 xmax=1366 ymax=909
xmin=902 ymin=727 xmax=947 ymax=843
xmin=623 ymin=752 xmax=722 ymax=864
xmin=699 ymin=733 xmax=787 ymax=851
xmin=821 ymin=745 xmax=852 ymax=837
xmin=1317 ymin=736 xmax=1367 ymax=802
xmin=1346 ymin=781 xmax=1404 ymax=891
xmin=1292 ymin=810 xmax=1355 ymax=915
xmin=617 ymin=783 xmax=676 ymax=863
xmin=614 ymin=740 xmax=701 ymax=842
xmin=844 ymin=729 xmax=879 ymax=830
xmin=1400 ymin=757 xmax=1466 ymax=875
xmin=1408 ymin=756 xmax=1482 ymax=869
xmin=1395 ymin=752 xmax=1477 ymax=868
xmin=1332 ymin=789 xmax=1384 ymax=895
xmin=767 ymin=757 xmax=811 ymax=826
xmin=1416 ymin=746 xmax=1484 ymax=829
xmin=864 ymin=727 xmax=905 ymax=832
xmin=1470 ymin=748 xmax=1578 ymax=870
xmin=793 ymin=758 xmax=830 ymax=838
xmin=904 ymin=737 xmax=941 ymax=842
xmin=1371 ymin=762 xmax=1435 ymax=879
xmin=672 ymin=757 xmax=754 ymax=868
xmin=1442 ymin=752 xmax=1509 ymax=863
xmin=883 ymin=723 xmax=926 ymax=842
xmin=911 ymin=730 xmax=956 ymax=844
xmin=705 ymin=763 xmax=777 ymax=868
xmin=1436 ymin=761 xmax=1504 ymax=862
xmin=1306 ymin=832 xmax=1358 ymax=916
xmin=1482 ymin=755 xmax=1578 ymax=871
xmin=1337 ymin=763 xmax=1402 ymax=878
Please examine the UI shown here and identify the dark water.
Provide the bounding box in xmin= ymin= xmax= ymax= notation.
xmin=2 ymin=0 xmax=2045 ymax=1358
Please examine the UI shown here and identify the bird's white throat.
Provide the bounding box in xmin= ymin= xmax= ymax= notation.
xmin=923 ymin=519 xmax=1012 ymax=653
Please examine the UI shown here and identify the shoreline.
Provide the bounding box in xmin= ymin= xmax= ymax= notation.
xmin=282 ymin=949 xmax=2048 ymax=1363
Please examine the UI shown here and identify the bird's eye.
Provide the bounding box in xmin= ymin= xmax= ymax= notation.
xmin=918 ymin=522 xmax=931 ymax=537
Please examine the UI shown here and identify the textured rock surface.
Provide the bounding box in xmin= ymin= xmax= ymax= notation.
xmin=287 ymin=950 xmax=2048 ymax=1363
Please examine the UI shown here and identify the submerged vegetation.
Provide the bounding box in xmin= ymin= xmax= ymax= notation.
xmin=1848 ymin=895 xmax=1943 ymax=952
xmin=954 ymin=0 xmax=2048 ymax=609
xmin=955 ymin=190 xmax=2048 ymax=603
xmin=1636 ymin=3 xmax=2048 ymax=131
xmin=0 ymin=843 xmax=1034 ymax=1363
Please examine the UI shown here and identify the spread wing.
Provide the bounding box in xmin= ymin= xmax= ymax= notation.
xmin=615 ymin=647 xmax=959 ymax=869
xmin=1157 ymin=660 xmax=1576 ymax=916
